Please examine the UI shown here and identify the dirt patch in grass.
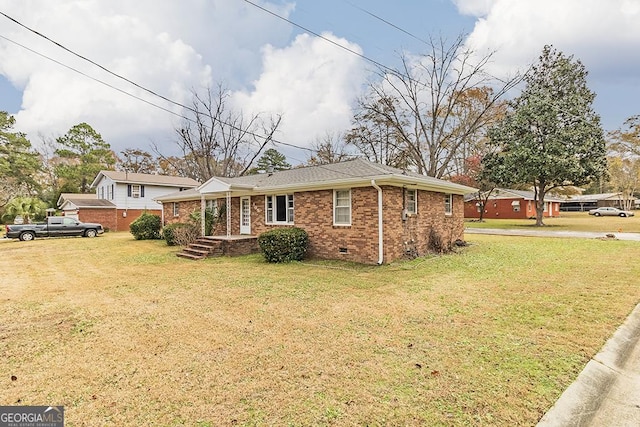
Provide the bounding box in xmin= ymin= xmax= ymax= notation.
xmin=1 ymin=232 xmax=639 ymax=425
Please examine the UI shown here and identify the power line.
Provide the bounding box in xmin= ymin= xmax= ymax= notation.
xmin=240 ymin=0 xmax=399 ymax=76
xmin=0 ymin=12 xmax=317 ymax=155
xmin=0 ymin=34 xmax=185 ymax=121
xmin=343 ymin=0 xmax=429 ymax=46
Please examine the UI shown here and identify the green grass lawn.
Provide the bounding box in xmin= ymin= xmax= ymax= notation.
xmin=466 ymin=211 xmax=640 ymax=233
xmin=1 ymin=231 xmax=639 ymax=426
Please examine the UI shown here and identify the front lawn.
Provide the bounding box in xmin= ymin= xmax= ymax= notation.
xmin=466 ymin=211 xmax=640 ymax=233
xmin=1 ymin=232 xmax=639 ymax=425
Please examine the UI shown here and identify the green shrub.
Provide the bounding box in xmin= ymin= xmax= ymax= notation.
xmin=258 ymin=227 xmax=308 ymax=263
xmin=129 ymin=212 xmax=162 ymax=240
xmin=163 ymin=222 xmax=200 ymax=246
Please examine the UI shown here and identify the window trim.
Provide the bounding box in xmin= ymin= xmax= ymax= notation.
xmin=406 ymin=189 xmax=417 ymax=215
xmin=333 ymin=189 xmax=352 ymax=226
xmin=265 ymin=194 xmax=294 ymax=224
xmin=444 ymin=193 xmax=453 ymax=216
xmin=172 ymin=202 xmax=179 ymax=217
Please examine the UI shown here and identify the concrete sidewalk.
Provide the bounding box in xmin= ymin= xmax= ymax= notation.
xmin=465 ymin=228 xmax=640 ymax=241
xmin=537 ymin=303 xmax=640 ymax=426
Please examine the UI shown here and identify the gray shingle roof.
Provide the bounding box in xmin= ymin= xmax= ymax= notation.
xmin=213 ymin=158 xmax=472 ymax=190
xmin=156 ymin=159 xmax=477 ymax=202
xmin=92 ymin=171 xmax=200 ymax=188
xmin=61 ymin=199 xmax=116 ymax=209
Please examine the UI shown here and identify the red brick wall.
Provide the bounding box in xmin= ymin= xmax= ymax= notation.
xmin=464 ymin=199 xmax=560 ymax=219
xmin=161 ymin=187 xmax=466 ymax=264
xmin=78 ymin=209 xmax=117 ymax=231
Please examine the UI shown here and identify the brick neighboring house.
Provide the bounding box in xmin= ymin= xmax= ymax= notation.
xmin=55 ymin=172 xmax=200 ymax=231
xmin=58 ymin=193 xmax=118 ymax=230
xmin=464 ymin=188 xmax=562 ymax=219
xmin=156 ymin=159 xmax=476 ymax=264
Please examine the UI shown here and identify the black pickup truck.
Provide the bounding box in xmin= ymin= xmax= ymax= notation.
xmin=4 ymin=217 xmax=104 ymax=241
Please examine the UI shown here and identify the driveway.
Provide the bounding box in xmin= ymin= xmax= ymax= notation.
xmin=465 ymin=228 xmax=640 ymax=241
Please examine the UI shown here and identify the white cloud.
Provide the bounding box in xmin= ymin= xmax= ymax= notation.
xmin=452 ymin=0 xmax=496 ymax=17
xmin=232 ymin=32 xmax=368 ymax=160
xmin=458 ymin=0 xmax=640 ymax=80
xmin=0 ymin=0 xmax=295 ymax=152
xmin=455 ymin=0 xmax=640 ymax=128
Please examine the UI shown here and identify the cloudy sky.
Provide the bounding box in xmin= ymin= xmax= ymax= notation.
xmin=0 ymin=0 xmax=638 ymax=165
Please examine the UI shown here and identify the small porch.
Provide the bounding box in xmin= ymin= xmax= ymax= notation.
xmin=177 ymin=235 xmax=260 ymax=260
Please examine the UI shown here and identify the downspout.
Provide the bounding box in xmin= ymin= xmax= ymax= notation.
xmin=200 ymin=193 xmax=206 ymax=236
xmin=371 ymin=180 xmax=384 ymax=265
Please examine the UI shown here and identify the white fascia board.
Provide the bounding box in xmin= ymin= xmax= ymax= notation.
xmin=198 ymin=177 xmax=255 ymax=193
xmin=258 ymin=175 xmax=477 ymax=195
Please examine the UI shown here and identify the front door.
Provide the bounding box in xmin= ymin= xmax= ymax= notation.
xmin=240 ymin=197 xmax=251 ymax=234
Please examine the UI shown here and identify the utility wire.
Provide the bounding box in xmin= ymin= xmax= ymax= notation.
xmin=0 ymin=34 xmax=185 ymax=121
xmin=343 ymin=0 xmax=429 ymax=46
xmin=240 ymin=0 xmax=399 ymax=76
xmin=0 ymin=11 xmax=318 ymax=155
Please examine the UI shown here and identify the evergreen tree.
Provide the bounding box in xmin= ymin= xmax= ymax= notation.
xmin=481 ymin=46 xmax=607 ymax=225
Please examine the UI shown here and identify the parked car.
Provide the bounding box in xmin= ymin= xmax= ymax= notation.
xmin=4 ymin=216 xmax=104 ymax=241
xmin=588 ymin=207 xmax=635 ymax=217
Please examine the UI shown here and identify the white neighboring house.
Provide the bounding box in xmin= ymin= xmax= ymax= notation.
xmin=65 ymin=171 xmax=201 ymax=231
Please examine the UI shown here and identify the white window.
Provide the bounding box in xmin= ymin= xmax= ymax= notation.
xmin=265 ymin=194 xmax=294 ymax=224
xmin=444 ymin=194 xmax=453 ymax=215
xmin=172 ymin=202 xmax=179 ymax=217
xmin=206 ymin=199 xmax=218 ymax=216
xmin=407 ymin=189 xmax=417 ymax=214
xmin=334 ymin=189 xmax=351 ymax=225
xmin=108 ymin=184 xmax=114 ymax=200
xmin=512 ymin=200 xmax=521 ymax=212
xmin=131 ymin=185 xmax=141 ymax=198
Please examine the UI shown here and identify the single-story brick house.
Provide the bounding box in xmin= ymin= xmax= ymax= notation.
xmin=155 ymin=159 xmax=476 ymax=264
xmin=464 ymin=188 xmax=562 ymax=219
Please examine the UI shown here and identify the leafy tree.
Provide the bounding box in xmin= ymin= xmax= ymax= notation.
xmin=606 ymin=115 xmax=640 ymax=209
xmin=607 ymin=156 xmax=640 ymax=211
xmin=350 ymin=35 xmax=522 ymax=177
xmin=608 ymin=115 xmax=640 ymax=156
xmin=256 ymin=148 xmax=290 ymax=172
xmin=2 ymin=196 xmax=48 ymax=224
xmin=481 ymin=45 xmax=607 ymax=226
xmin=118 ymin=148 xmax=158 ymax=174
xmin=55 ymin=123 xmax=116 ymax=193
xmin=0 ymin=112 xmax=42 ymax=206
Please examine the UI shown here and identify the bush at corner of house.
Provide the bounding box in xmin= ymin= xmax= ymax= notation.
xmin=129 ymin=212 xmax=162 ymax=240
xmin=162 ymin=222 xmax=199 ymax=246
xmin=258 ymin=227 xmax=308 ymax=263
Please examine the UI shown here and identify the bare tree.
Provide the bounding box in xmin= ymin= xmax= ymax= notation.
xmin=118 ymin=148 xmax=158 ymax=174
xmin=345 ymin=95 xmax=411 ymax=169
xmin=154 ymin=85 xmax=282 ymax=181
xmin=351 ymin=34 xmax=522 ymax=178
xmin=306 ymin=132 xmax=354 ymax=166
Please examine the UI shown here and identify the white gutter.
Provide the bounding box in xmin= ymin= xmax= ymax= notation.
xmin=371 ymin=179 xmax=384 ymax=265
xmin=200 ymin=193 xmax=206 ymax=236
